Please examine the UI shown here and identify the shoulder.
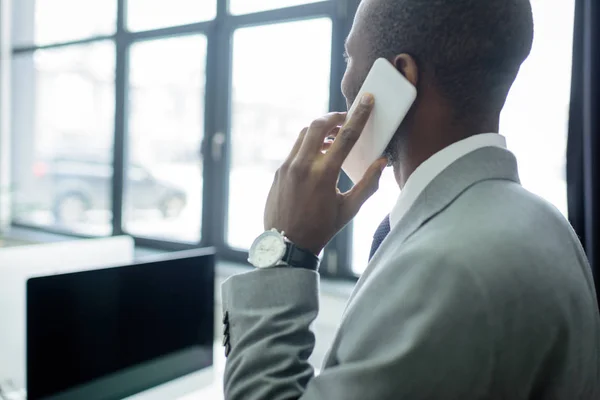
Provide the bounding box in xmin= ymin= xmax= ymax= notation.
xmin=390 ymin=179 xmax=588 ymax=312
xmin=413 ymin=179 xmax=579 ymax=268
xmin=445 ymin=179 xmax=573 ymax=245
xmin=356 ymin=179 xmax=586 ymax=320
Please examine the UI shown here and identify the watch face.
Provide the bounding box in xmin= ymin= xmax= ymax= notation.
xmin=249 ymin=231 xmax=286 ymax=268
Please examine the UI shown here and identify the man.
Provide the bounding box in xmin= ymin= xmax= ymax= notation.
xmin=221 ymin=0 xmax=600 ymax=398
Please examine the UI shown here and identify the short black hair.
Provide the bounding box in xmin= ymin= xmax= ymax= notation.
xmin=362 ymin=0 xmax=534 ymax=118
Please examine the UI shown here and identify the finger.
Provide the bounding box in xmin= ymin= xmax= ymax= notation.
xmin=321 ymin=126 xmax=341 ymax=153
xmin=327 ymin=93 xmax=374 ymax=168
xmin=341 ymin=157 xmax=387 ymax=221
xmin=326 ymin=125 xmax=342 ymax=140
xmin=298 ymin=113 xmax=347 ymax=160
xmin=284 ymin=127 xmax=308 ymax=164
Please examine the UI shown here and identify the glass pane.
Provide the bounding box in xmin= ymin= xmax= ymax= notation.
xmin=227 ymin=19 xmax=332 ymax=249
xmin=500 ymin=0 xmax=574 ymax=216
xmin=11 ymin=42 xmax=115 ymax=235
xmin=12 ymin=0 xmax=116 ymax=47
xmin=229 ymin=0 xmax=324 ymax=16
xmin=351 ymin=0 xmax=576 ymax=274
xmin=352 ymin=170 xmax=398 ymax=274
xmin=127 ymin=0 xmax=216 ymax=32
xmin=125 ymin=35 xmax=206 ymax=243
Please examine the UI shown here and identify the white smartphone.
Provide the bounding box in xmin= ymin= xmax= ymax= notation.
xmin=341 ymin=58 xmax=417 ymax=184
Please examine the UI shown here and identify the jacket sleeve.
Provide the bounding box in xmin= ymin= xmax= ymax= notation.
xmin=221 ymin=256 xmax=494 ymax=400
xmin=221 ymin=267 xmax=319 ymax=400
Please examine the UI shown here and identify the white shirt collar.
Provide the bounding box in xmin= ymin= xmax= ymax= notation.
xmin=389 ymin=133 xmax=507 ymax=230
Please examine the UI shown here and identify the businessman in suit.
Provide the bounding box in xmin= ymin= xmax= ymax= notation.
xmin=221 ymin=0 xmax=600 ymax=398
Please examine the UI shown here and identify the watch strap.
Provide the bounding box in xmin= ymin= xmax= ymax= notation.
xmin=282 ymin=242 xmax=320 ymax=271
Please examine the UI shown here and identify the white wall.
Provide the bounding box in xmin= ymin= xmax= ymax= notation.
xmin=0 ymin=0 xmax=11 ymax=231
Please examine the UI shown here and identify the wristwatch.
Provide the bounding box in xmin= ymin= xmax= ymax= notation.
xmin=248 ymin=228 xmax=320 ymax=271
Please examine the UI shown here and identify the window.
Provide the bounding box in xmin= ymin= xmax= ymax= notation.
xmin=12 ymin=0 xmax=116 ymax=47
xmin=229 ymin=0 xmax=326 ymax=16
xmin=125 ymin=35 xmax=207 ymax=243
xmin=12 ymin=42 xmax=115 ymax=236
xmin=127 ymin=0 xmax=216 ymax=32
xmin=227 ymin=19 xmax=332 ymax=249
xmin=352 ymin=170 xmax=398 ymax=273
xmin=11 ymin=0 xmax=574 ymax=279
xmin=500 ymin=0 xmax=575 ymax=216
xmin=11 ymin=0 xmax=347 ymax=267
xmin=350 ymin=0 xmax=576 ymax=274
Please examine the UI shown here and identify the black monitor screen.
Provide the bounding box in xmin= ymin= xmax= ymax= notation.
xmin=27 ymin=249 xmax=215 ymax=400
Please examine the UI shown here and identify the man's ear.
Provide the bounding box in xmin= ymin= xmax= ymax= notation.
xmin=393 ymin=54 xmax=419 ymax=87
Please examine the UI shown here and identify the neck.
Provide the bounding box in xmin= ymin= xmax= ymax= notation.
xmin=392 ymin=116 xmax=500 ymax=189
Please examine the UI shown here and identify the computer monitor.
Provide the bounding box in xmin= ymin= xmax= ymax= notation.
xmin=0 ymin=235 xmax=135 ymax=390
xmin=26 ymin=248 xmax=215 ymax=400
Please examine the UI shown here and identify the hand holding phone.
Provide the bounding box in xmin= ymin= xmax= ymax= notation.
xmin=342 ymin=58 xmax=417 ymax=183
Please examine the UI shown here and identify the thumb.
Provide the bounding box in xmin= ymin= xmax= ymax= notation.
xmin=342 ymin=158 xmax=388 ymax=220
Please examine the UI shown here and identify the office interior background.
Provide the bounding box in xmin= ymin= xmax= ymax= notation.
xmin=1 ymin=0 xmax=582 ymax=275
xmin=0 ymin=0 xmax=598 ymax=398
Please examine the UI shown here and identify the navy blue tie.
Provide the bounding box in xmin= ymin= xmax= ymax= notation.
xmin=369 ymin=215 xmax=391 ymax=261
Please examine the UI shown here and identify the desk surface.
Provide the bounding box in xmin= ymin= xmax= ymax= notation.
xmin=125 ymin=344 xmax=225 ymax=400
xmin=125 ymin=368 xmax=222 ymax=400
xmin=127 ymin=343 xmax=323 ymax=400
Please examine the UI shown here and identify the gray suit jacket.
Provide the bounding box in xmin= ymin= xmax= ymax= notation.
xmin=221 ymin=147 xmax=600 ymax=399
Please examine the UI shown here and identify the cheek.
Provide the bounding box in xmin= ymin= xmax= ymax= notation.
xmin=341 ymin=61 xmax=371 ymax=109
xmin=341 ymin=66 xmax=356 ymax=109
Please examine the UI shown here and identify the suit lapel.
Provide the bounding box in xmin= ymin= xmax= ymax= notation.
xmin=322 ymin=147 xmax=521 ymax=369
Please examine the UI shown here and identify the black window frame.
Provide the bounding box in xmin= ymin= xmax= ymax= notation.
xmin=10 ymin=0 xmax=361 ymax=280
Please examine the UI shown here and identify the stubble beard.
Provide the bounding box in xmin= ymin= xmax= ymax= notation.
xmin=382 ymin=126 xmax=406 ymax=167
